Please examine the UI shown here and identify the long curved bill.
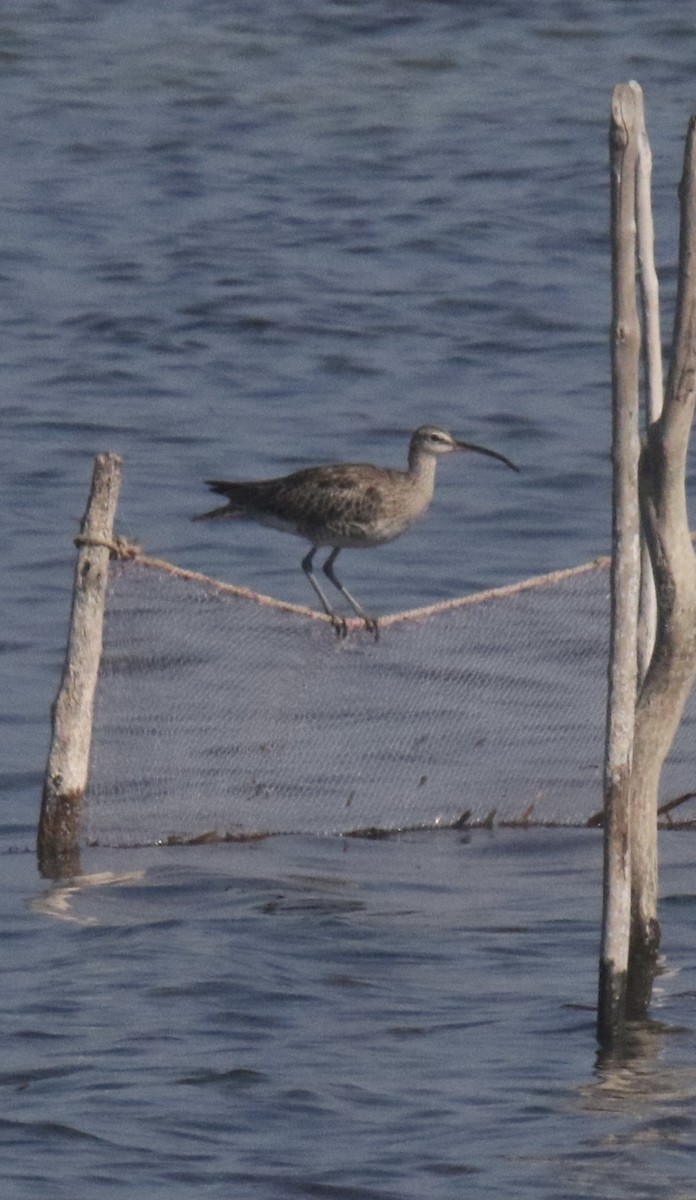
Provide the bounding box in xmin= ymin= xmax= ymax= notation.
xmin=454 ymin=439 xmax=519 ymax=473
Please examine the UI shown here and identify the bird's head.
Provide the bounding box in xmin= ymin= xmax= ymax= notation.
xmin=410 ymin=425 xmax=519 ymax=472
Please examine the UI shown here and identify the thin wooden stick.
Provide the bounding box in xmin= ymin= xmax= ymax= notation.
xmin=628 ymin=110 xmax=696 ymax=1016
xmin=37 ymin=454 xmax=123 ymax=878
xmin=633 ymin=82 xmax=663 ymax=686
xmin=598 ymin=83 xmax=642 ymax=1049
xmin=633 ymin=83 xmax=664 ymax=424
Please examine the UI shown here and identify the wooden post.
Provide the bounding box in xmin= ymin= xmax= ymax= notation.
xmin=599 ymin=89 xmax=696 ymax=1042
xmin=598 ymin=84 xmax=642 ymax=1048
xmin=37 ymin=454 xmax=122 ymax=878
xmin=627 ymin=112 xmax=696 ymax=1016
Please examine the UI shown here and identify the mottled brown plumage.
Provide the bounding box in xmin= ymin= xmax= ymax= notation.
xmin=195 ymin=425 xmax=518 ymax=637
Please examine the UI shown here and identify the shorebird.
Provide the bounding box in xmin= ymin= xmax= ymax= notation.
xmin=195 ymin=425 xmax=518 ymax=638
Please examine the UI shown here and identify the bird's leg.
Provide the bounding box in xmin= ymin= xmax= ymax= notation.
xmin=301 ymin=547 xmax=347 ymax=637
xmin=322 ymin=548 xmax=379 ymax=640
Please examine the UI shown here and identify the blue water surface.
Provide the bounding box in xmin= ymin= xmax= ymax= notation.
xmin=2 ymin=2 xmax=696 ymax=1196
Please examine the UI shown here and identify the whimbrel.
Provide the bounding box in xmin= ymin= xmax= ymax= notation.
xmin=195 ymin=425 xmax=518 ymax=638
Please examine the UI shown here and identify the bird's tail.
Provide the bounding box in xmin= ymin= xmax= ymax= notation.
xmin=193 ymin=480 xmax=253 ymax=521
xmin=192 ymin=503 xmax=238 ymax=522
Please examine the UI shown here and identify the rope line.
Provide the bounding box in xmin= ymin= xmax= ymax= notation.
xmin=86 ymin=534 xmax=611 ymax=626
xmin=74 ymin=534 xmax=142 ymax=561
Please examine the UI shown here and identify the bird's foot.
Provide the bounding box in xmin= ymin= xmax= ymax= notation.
xmin=363 ymin=616 xmax=379 ymax=641
xmin=328 ymin=614 xmax=378 ymax=640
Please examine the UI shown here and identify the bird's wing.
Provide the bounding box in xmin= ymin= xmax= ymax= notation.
xmin=208 ymin=464 xmax=393 ymax=534
xmin=273 ymin=465 xmax=391 ymax=530
xmin=206 ymin=464 xmax=379 ymax=510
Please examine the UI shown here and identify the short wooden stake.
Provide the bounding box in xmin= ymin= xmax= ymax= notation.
xmin=37 ymin=454 xmax=122 ymax=878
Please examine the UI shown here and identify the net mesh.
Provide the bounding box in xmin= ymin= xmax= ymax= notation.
xmin=84 ymin=554 xmax=696 ymax=847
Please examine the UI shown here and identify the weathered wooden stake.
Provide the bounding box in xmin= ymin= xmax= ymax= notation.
xmin=598 ymin=83 xmax=642 ymax=1048
xmin=599 ymin=86 xmax=696 ymax=1047
xmin=628 ymin=110 xmax=696 ymax=1016
xmin=37 ymin=454 xmax=122 ymax=878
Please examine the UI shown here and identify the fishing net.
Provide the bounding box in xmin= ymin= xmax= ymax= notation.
xmin=84 ymin=552 xmax=696 ymax=848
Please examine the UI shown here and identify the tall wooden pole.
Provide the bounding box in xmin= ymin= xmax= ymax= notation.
xmin=38 ymin=454 xmax=122 ymax=878
xmin=598 ymin=84 xmax=642 ymax=1048
xmin=599 ymin=89 xmax=696 ymax=1043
